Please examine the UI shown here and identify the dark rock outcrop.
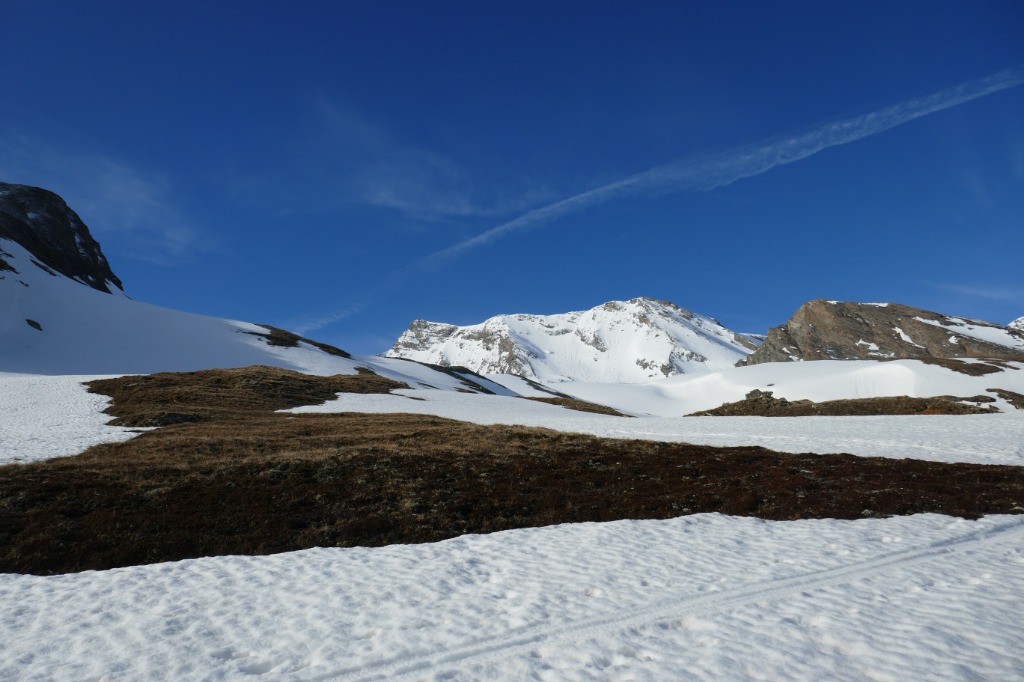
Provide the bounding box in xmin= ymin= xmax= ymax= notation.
xmin=0 ymin=182 xmax=123 ymax=293
xmin=740 ymin=300 xmax=1024 ymax=366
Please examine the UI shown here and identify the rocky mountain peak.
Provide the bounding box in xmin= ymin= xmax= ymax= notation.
xmin=386 ymin=298 xmax=757 ymax=383
xmin=0 ymin=182 xmax=123 ymax=293
xmin=740 ymin=299 xmax=1024 ymax=366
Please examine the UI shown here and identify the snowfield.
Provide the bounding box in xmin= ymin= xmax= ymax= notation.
xmin=4 ymin=369 xmax=1024 ymax=466
xmin=0 ymin=373 xmax=148 ymax=464
xmin=2 ymin=513 xmax=1022 ymax=681
xmin=544 ymin=357 xmax=1024 ymax=416
xmin=288 ymin=388 xmax=1024 ymax=465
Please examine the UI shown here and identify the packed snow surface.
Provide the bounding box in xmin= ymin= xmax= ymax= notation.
xmin=2 ymin=513 xmax=1022 ymax=681
xmin=386 ymin=297 xmax=755 ymax=383
xmin=0 ymin=373 xmax=147 ymax=464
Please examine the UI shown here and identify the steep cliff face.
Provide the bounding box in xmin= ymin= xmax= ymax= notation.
xmin=387 ymin=297 xmax=759 ymax=383
xmin=740 ymin=300 xmax=1024 ymax=366
xmin=0 ymin=182 xmax=123 ymax=293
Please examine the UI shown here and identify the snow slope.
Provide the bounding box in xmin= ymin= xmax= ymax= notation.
xmin=386 ymin=297 xmax=757 ymax=383
xmin=547 ymin=356 xmax=1024 ymax=416
xmin=2 ymin=513 xmax=1022 ymax=681
xmin=0 ymin=237 xmax=512 ymax=392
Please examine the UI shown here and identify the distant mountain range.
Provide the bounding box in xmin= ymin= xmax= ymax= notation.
xmin=3 ymin=181 xmax=1022 ymax=399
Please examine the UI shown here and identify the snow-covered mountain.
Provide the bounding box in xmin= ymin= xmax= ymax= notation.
xmin=386 ymin=298 xmax=760 ymax=383
xmin=1011 ymin=317 xmax=1024 ymax=332
xmin=0 ymin=183 xmax=507 ymax=394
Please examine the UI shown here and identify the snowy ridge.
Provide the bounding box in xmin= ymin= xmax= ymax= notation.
xmin=0 ymin=237 xmax=508 ymax=396
xmin=386 ymin=297 xmax=757 ymax=383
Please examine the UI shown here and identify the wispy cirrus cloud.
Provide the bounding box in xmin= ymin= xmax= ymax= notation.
xmin=0 ymin=132 xmax=202 ymax=263
xmin=309 ymin=100 xmax=549 ymax=222
xmin=416 ymin=65 xmax=1024 ymax=270
xmin=291 ymin=65 xmax=1024 ymax=334
xmin=927 ymin=282 xmax=1024 ymax=303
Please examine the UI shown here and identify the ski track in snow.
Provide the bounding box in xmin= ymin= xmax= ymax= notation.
xmin=2 ymin=514 xmax=1023 ymax=680
xmin=321 ymin=516 xmax=1024 ymax=682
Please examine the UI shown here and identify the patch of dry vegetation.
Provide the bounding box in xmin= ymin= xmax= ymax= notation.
xmin=525 ymin=396 xmax=630 ymax=416
xmin=689 ymin=390 xmax=1000 ymax=417
xmin=245 ymin=325 xmax=352 ymax=358
xmin=989 ymin=388 xmax=1024 ymax=410
xmin=1 ymin=366 xmax=1022 ymax=575
xmin=88 ymin=365 xmax=404 ymax=427
xmin=908 ymin=356 xmax=1024 ymax=376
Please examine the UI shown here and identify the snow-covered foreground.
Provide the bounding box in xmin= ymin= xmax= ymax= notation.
xmin=2 ymin=513 xmax=1022 ymax=681
xmin=290 ymin=388 xmax=1024 ymax=465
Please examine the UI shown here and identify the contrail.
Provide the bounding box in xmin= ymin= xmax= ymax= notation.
xmin=293 ymin=65 xmax=1024 ymax=334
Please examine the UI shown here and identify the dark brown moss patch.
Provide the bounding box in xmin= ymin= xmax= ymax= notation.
xmin=526 ymin=396 xmax=630 ymax=416
xmin=87 ymin=365 xmax=406 ymax=427
xmin=689 ymin=389 xmax=999 ymax=417
xmin=245 ymin=325 xmax=351 ymax=358
xmin=989 ymin=389 xmax=1024 ymax=410
xmin=908 ymin=356 xmax=1024 ymax=376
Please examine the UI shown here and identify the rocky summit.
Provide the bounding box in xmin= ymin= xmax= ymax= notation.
xmin=0 ymin=182 xmax=123 ymax=294
xmin=387 ymin=297 xmax=760 ymax=383
xmin=740 ymin=299 xmax=1024 ymax=366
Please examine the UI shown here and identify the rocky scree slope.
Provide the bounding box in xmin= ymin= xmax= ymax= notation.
xmin=387 ymin=298 xmax=759 ymax=383
xmin=740 ymin=299 xmax=1024 ymax=366
xmin=0 ymin=182 xmax=122 ymax=294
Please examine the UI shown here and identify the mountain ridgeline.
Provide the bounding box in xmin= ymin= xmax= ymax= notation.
xmin=0 ymin=182 xmax=123 ymax=294
xmin=387 ymin=298 xmax=761 ymax=383
xmin=740 ymin=299 xmax=1024 ymax=366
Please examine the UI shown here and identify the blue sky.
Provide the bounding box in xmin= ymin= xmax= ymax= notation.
xmin=2 ymin=1 xmax=1023 ymax=353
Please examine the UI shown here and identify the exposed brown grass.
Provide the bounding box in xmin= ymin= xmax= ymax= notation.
xmin=87 ymin=365 xmax=405 ymax=427
xmin=908 ymin=356 xmax=1024 ymax=376
xmin=525 ymin=396 xmax=630 ymax=416
xmin=1 ymin=365 xmax=1022 ymax=575
xmin=989 ymin=388 xmax=1024 ymax=410
xmin=245 ymin=325 xmax=352 ymax=358
xmin=689 ymin=392 xmax=999 ymax=417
